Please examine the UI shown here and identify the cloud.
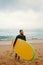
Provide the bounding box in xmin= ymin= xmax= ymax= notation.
xmin=0 ymin=0 xmax=43 ymax=29
xmin=0 ymin=10 xmax=43 ymax=29
xmin=0 ymin=0 xmax=43 ymax=12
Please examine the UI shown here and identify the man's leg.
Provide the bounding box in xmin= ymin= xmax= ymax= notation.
xmin=15 ymin=53 xmax=20 ymax=61
xmin=15 ymin=53 xmax=17 ymax=60
xmin=18 ymin=56 xmax=20 ymax=61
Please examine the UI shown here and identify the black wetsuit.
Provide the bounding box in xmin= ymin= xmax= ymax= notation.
xmin=13 ymin=35 xmax=26 ymax=46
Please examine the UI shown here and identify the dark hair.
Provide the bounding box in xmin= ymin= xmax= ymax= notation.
xmin=19 ymin=29 xmax=23 ymax=32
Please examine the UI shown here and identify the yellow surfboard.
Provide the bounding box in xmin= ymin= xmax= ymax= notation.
xmin=12 ymin=39 xmax=35 ymax=61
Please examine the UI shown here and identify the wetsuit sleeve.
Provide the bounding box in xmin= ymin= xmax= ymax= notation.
xmin=13 ymin=36 xmax=18 ymax=47
xmin=24 ymin=36 xmax=26 ymax=41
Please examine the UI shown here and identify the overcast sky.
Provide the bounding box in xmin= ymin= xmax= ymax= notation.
xmin=0 ymin=0 xmax=43 ymax=29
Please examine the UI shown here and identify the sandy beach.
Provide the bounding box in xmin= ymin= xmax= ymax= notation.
xmin=0 ymin=39 xmax=43 ymax=65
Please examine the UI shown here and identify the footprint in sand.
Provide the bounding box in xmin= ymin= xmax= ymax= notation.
xmin=35 ymin=61 xmax=39 ymax=65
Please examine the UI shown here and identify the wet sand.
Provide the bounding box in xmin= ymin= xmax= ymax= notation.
xmin=0 ymin=40 xmax=43 ymax=65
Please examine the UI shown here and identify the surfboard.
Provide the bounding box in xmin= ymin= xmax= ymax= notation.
xmin=12 ymin=39 xmax=35 ymax=61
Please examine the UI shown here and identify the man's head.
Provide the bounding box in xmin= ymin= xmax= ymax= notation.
xmin=19 ymin=29 xmax=24 ymax=35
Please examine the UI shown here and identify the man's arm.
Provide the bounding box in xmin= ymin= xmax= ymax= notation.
xmin=13 ymin=36 xmax=18 ymax=47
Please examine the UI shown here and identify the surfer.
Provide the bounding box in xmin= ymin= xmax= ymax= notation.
xmin=13 ymin=29 xmax=26 ymax=61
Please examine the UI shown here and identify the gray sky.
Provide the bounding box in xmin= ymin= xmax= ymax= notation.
xmin=0 ymin=0 xmax=43 ymax=29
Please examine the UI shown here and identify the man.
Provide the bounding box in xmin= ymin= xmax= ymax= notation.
xmin=13 ymin=29 xmax=26 ymax=61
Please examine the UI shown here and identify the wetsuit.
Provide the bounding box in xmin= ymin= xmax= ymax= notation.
xmin=13 ymin=35 xmax=26 ymax=46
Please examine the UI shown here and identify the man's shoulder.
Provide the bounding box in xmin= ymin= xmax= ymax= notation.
xmin=16 ymin=35 xmax=20 ymax=37
xmin=16 ymin=35 xmax=26 ymax=37
xmin=23 ymin=35 xmax=26 ymax=37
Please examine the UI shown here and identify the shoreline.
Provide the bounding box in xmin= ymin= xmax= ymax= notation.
xmin=0 ymin=38 xmax=43 ymax=45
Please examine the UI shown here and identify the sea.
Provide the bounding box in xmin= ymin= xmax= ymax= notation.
xmin=0 ymin=29 xmax=43 ymax=40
